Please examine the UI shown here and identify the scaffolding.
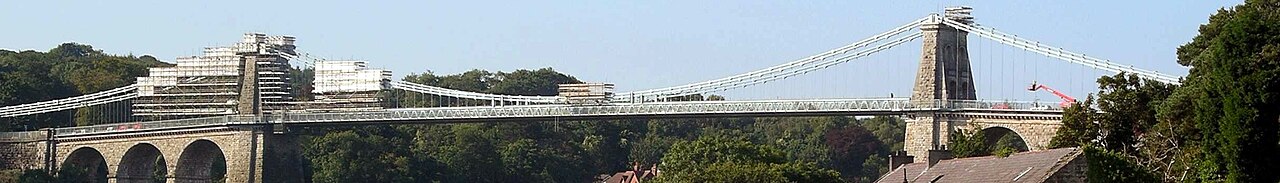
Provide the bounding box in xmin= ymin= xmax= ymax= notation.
xmin=558 ymin=83 xmax=615 ymax=105
xmin=133 ymin=33 xmax=297 ymax=117
xmin=307 ymin=60 xmax=392 ymax=112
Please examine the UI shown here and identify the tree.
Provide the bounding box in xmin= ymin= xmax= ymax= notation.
xmin=436 ymin=125 xmax=505 ymax=182
xmin=991 ymin=133 xmax=1028 ymax=157
xmin=823 ymin=124 xmax=883 ymax=182
xmin=1144 ymin=84 xmax=1202 ymax=181
xmin=1170 ymin=0 xmax=1280 ymax=181
xmin=305 ymin=67 xmax=907 ymax=181
xmin=656 ymin=136 xmax=842 ymax=183
xmin=1093 ymin=73 xmax=1174 ymax=153
xmin=947 ymin=129 xmax=989 ymax=158
xmin=752 ymin=117 xmax=837 ymax=168
xmin=488 ymin=68 xmax=579 ymax=96
xmin=288 ymin=67 xmax=315 ymax=101
xmin=303 ymin=127 xmax=442 ymax=183
xmin=1049 ymin=96 xmax=1100 ymax=148
xmin=49 ymin=43 xmax=99 ymax=58
xmin=1084 ymin=147 xmax=1160 ymax=183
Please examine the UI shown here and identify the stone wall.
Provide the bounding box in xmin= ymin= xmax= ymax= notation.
xmin=0 ymin=131 xmax=51 ymax=171
xmin=0 ymin=140 xmax=49 ymax=171
xmin=904 ymin=113 xmax=1062 ymax=160
xmin=903 ymin=114 xmax=961 ymax=162
xmin=1045 ymin=149 xmax=1088 ymax=182
xmin=965 ymin=117 xmax=1061 ymax=150
xmin=51 ymin=126 xmax=303 ymax=183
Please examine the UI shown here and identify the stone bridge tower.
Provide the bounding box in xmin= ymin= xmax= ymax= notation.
xmin=905 ymin=7 xmax=978 ymax=161
xmin=911 ymin=7 xmax=977 ymax=104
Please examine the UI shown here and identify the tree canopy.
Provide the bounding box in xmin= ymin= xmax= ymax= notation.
xmin=0 ymin=43 xmax=168 ymax=130
xmin=297 ymin=68 xmax=906 ymax=182
xmin=655 ymin=136 xmax=842 ymax=183
xmin=1048 ymin=0 xmax=1280 ymax=181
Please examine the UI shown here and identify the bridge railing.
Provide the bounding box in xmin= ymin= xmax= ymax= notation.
xmin=276 ymin=99 xmax=1059 ymax=124
xmin=34 ymin=98 xmax=1063 ymax=136
xmin=940 ymin=100 xmax=1061 ymax=111
xmin=279 ymin=98 xmax=919 ymax=123
xmin=53 ymin=115 xmax=264 ymax=137
xmin=0 ymin=131 xmax=49 ymax=142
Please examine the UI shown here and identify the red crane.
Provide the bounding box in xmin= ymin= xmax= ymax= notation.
xmin=1027 ymin=81 xmax=1078 ymax=108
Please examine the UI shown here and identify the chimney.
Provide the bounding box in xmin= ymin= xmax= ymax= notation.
xmin=927 ymin=149 xmax=954 ymax=167
xmin=888 ymin=150 xmax=915 ymax=170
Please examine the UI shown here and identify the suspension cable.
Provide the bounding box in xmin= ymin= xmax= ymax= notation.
xmin=616 ymin=17 xmax=932 ymax=101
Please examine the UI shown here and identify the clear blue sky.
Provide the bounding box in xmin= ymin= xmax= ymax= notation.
xmin=1 ymin=1 xmax=1241 ymax=101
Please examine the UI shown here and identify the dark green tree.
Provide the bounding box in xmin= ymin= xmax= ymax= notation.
xmin=1093 ymin=73 xmax=1174 ymax=153
xmin=947 ymin=129 xmax=989 ymax=158
xmin=303 ymin=127 xmax=442 ymax=183
xmin=656 ymin=136 xmax=842 ymax=183
xmin=823 ymin=124 xmax=883 ymax=182
xmin=1049 ymin=96 xmax=1100 ymax=148
xmin=1084 ymin=147 xmax=1160 ymax=182
xmin=1 ymin=43 xmax=166 ymax=130
xmin=18 ymin=169 xmax=54 ymax=183
xmin=1170 ymin=0 xmax=1280 ymax=181
xmin=436 ymin=125 xmax=505 ymax=182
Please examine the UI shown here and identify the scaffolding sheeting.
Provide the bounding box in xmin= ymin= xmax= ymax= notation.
xmin=310 ymin=60 xmax=392 ymax=111
xmin=313 ymin=60 xmax=392 ymax=93
xmin=559 ymin=83 xmax=615 ymax=104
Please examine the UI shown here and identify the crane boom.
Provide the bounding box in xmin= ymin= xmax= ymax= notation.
xmin=1028 ymin=81 xmax=1077 ymax=108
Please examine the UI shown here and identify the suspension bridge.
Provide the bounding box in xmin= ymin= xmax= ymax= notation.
xmin=0 ymin=8 xmax=1180 ymax=183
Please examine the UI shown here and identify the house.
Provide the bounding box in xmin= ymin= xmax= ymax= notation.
xmin=598 ymin=163 xmax=660 ymax=183
xmin=876 ymin=147 xmax=1087 ymax=183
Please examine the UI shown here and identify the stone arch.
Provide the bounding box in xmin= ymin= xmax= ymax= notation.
xmin=174 ymin=139 xmax=227 ymax=183
xmin=60 ymin=147 xmax=109 ymax=183
xmin=116 ymin=143 xmax=168 ymax=183
xmin=978 ymin=126 xmax=1029 ymax=152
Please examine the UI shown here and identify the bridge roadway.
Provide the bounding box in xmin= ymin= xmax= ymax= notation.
xmin=39 ymin=98 xmax=1063 ymax=138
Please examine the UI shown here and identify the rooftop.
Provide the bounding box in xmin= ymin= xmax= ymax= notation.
xmin=876 ymin=147 xmax=1083 ymax=183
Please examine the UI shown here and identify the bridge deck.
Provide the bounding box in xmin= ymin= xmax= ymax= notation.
xmin=39 ymin=98 xmax=1063 ymax=137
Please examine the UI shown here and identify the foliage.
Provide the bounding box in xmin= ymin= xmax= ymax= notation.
xmin=947 ymin=129 xmax=989 ymax=158
xmin=0 ymin=169 xmax=19 ymax=183
xmin=655 ymin=136 xmax=842 ymax=183
xmin=1169 ymin=0 xmax=1280 ymax=181
xmin=992 ymin=146 xmax=1016 ymax=158
xmin=1048 ymin=96 xmax=1099 ymax=148
xmin=1094 ymin=73 xmax=1174 ymax=153
xmin=823 ymin=123 xmax=882 ymax=181
xmin=1084 ymin=146 xmax=1160 ymax=183
xmin=0 ymin=43 xmax=168 ymax=130
xmin=0 ymin=167 xmax=112 ymax=183
xmin=18 ymin=169 xmax=53 ymax=183
xmin=435 ymin=125 xmax=505 ymax=182
xmin=288 ymin=67 xmax=315 ymax=100
xmin=948 ymin=127 xmax=1029 ymax=159
xmin=302 ymin=126 xmax=443 ymax=183
xmin=1044 ymin=1 xmax=1280 ymax=181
